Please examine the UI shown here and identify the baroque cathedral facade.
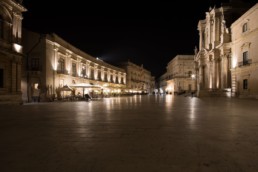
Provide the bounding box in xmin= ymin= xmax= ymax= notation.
xmin=194 ymin=1 xmax=257 ymax=97
xmin=0 ymin=0 xmax=26 ymax=104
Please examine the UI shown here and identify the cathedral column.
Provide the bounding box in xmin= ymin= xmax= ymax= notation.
xmin=220 ymin=56 xmax=225 ymax=89
xmin=195 ymin=68 xmax=199 ymax=91
xmin=228 ymin=55 xmax=232 ymax=88
xmin=212 ymin=59 xmax=216 ymax=89
xmin=216 ymin=58 xmax=221 ymax=89
xmin=197 ymin=65 xmax=201 ymax=90
xmin=206 ymin=61 xmax=212 ymax=89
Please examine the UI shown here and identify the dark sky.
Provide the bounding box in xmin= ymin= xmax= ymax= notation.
xmin=22 ymin=0 xmax=257 ymax=78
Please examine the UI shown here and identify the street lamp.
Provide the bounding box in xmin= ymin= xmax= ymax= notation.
xmin=191 ymin=74 xmax=196 ymax=79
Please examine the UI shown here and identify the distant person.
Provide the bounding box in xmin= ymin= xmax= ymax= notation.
xmin=85 ymin=94 xmax=92 ymax=101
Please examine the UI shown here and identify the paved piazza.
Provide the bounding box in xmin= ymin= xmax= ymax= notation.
xmin=1 ymin=95 xmax=258 ymax=172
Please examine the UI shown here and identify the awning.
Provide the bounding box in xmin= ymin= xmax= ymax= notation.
xmin=69 ymin=83 xmax=103 ymax=89
xmin=59 ymin=85 xmax=73 ymax=91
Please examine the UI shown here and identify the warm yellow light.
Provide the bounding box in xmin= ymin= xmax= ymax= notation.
xmin=191 ymin=74 xmax=196 ymax=79
xmin=13 ymin=43 xmax=22 ymax=53
xmin=232 ymin=57 xmax=237 ymax=68
xmin=104 ymin=89 xmax=110 ymax=93
xmin=166 ymin=86 xmax=172 ymax=91
xmin=209 ymin=78 xmax=212 ymax=89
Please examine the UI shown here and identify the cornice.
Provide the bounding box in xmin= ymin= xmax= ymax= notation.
xmin=9 ymin=0 xmax=27 ymax=12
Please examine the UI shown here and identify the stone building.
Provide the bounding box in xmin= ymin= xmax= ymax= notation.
xmin=194 ymin=1 xmax=249 ymax=97
xmin=22 ymin=30 xmax=126 ymax=102
xmin=231 ymin=3 xmax=258 ymax=98
xmin=0 ymin=0 xmax=26 ymax=104
xmin=158 ymin=73 xmax=167 ymax=94
xmin=119 ymin=61 xmax=155 ymax=94
xmin=159 ymin=55 xmax=196 ymax=95
xmin=166 ymin=55 xmax=196 ymax=94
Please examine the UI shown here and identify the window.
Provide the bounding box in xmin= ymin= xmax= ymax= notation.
xmin=110 ymin=75 xmax=113 ymax=82
xmin=243 ymin=79 xmax=248 ymax=90
xmin=72 ymin=63 xmax=76 ymax=76
xmin=98 ymin=70 xmax=101 ymax=80
xmin=90 ymin=68 xmax=94 ymax=79
xmin=81 ymin=65 xmax=86 ymax=77
xmin=243 ymin=51 xmax=248 ymax=65
xmin=242 ymin=23 xmax=248 ymax=32
xmin=188 ymin=71 xmax=192 ymax=77
xmin=104 ymin=73 xmax=107 ymax=81
xmin=34 ymin=83 xmax=39 ymax=89
xmin=58 ymin=58 xmax=65 ymax=73
xmin=31 ymin=58 xmax=39 ymax=70
xmin=0 ymin=69 xmax=3 ymax=88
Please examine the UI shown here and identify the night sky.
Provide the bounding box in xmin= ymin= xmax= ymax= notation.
xmin=22 ymin=0 xmax=257 ymax=78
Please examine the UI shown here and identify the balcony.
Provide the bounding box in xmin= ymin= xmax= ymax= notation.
xmin=238 ymin=59 xmax=252 ymax=67
xmin=56 ymin=69 xmax=69 ymax=75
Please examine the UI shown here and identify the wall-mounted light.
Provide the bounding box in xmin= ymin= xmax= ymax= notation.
xmin=13 ymin=43 xmax=22 ymax=53
xmin=191 ymin=74 xmax=196 ymax=79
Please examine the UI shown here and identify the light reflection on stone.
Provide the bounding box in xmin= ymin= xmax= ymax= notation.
xmin=189 ymin=98 xmax=197 ymax=130
xmin=165 ymin=94 xmax=173 ymax=110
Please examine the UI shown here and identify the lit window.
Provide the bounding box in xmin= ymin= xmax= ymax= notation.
xmin=58 ymin=58 xmax=65 ymax=73
xmin=242 ymin=23 xmax=248 ymax=32
xmin=243 ymin=79 xmax=248 ymax=90
xmin=34 ymin=83 xmax=39 ymax=89
xmin=81 ymin=65 xmax=86 ymax=77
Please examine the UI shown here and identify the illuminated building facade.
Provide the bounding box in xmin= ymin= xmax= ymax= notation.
xmin=158 ymin=73 xmax=167 ymax=94
xmin=120 ymin=61 xmax=155 ymax=94
xmin=21 ymin=30 xmax=126 ymax=102
xmin=194 ymin=1 xmax=249 ymax=97
xmin=231 ymin=3 xmax=258 ymax=98
xmin=0 ymin=0 xmax=26 ymax=104
xmin=159 ymin=55 xmax=196 ymax=94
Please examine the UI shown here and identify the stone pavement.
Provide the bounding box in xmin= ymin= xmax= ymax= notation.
xmin=0 ymin=95 xmax=258 ymax=172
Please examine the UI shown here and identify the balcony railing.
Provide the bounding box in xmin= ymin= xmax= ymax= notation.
xmin=56 ymin=69 xmax=69 ymax=75
xmin=238 ymin=59 xmax=252 ymax=67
